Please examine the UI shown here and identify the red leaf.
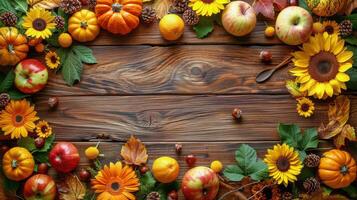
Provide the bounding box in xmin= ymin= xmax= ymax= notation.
xmin=273 ymin=0 xmax=288 ymax=11
xmin=253 ymin=0 xmax=275 ymax=19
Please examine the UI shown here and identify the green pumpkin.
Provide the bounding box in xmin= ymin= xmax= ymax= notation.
xmin=306 ymin=0 xmax=347 ymax=16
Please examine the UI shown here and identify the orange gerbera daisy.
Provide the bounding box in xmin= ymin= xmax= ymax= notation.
xmin=91 ymin=162 xmax=140 ymax=200
xmin=0 ymin=100 xmax=39 ymax=139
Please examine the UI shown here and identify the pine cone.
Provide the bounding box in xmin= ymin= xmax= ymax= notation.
xmin=339 ymin=20 xmax=353 ymax=37
xmin=60 ymin=0 xmax=82 ymax=14
xmin=281 ymin=192 xmax=293 ymax=200
xmin=54 ymin=16 xmax=65 ymax=30
xmin=172 ymin=0 xmax=189 ymax=13
xmin=303 ymin=177 xmax=320 ymax=194
xmin=88 ymin=0 xmax=97 ymax=10
xmin=183 ymin=8 xmax=199 ymax=26
xmin=146 ymin=192 xmax=160 ymax=200
xmin=304 ymin=154 xmax=320 ymax=168
xmin=0 ymin=12 xmax=17 ymax=27
xmin=141 ymin=7 xmax=156 ymax=24
xmin=0 ymin=93 xmax=10 ymax=108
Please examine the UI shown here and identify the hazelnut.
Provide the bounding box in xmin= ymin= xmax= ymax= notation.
xmin=232 ymin=108 xmax=242 ymax=120
xmin=260 ymin=50 xmax=272 ymax=63
xmin=175 ymin=143 xmax=182 ymax=154
xmin=48 ymin=97 xmax=59 ymax=110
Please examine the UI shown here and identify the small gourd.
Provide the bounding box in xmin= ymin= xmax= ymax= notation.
xmin=68 ymin=9 xmax=100 ymax=42
xmin=2 ymin=147 xmax=35 ymax=181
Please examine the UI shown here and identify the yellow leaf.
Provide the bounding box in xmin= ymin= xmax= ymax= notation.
xmin=27 ymin=0 xmax=62 ymax=9
xmin=328 ymin=95 xmax=350 ymax=126
xmin=342 ymin=0 xmax=357 ymax=15
xmin=58 ymin=175 xmax=86 ymax=200
xmin=285 ymin=80 xmax=306 ymax=98
xmin=121 ymin=135 xmax=148 ymax=166
xmin=318 ymin=120 xmax=344 ymax=139
xmin=334 ymin=124 xmax=356 ymax=149
xmin=152 ymin=0 xmax=173 ymax=19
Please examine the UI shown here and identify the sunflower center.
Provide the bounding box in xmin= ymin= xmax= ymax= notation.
xmin=325 ymin=25 xmax=334 ymax=34
xmin=112 ymin=3 xmax=122 ymax=12
xmin=309 ymin=52 xmax=339 ymax=82
xmin=202 ymin=0 xmax=214 ymax=3
xmin=50 ymin=56 xmax=57 ymax=64
xmin=111 ymin=182 xmax=120 ymax=191
xmin=276 ymin=156 xmax=290 ymax=172
xmin=32 ymin=18 xmax=47 ymax=31
xmin=14 ymin=115 xmax=24 ymax=125
xmin=301 ymin=103 xmax=310 ymax=112
xmin=41 ymin=125 xmax=48 ymax=133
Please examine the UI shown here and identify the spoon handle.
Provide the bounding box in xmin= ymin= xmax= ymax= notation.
xmin=274 ymin=55 xmax=293 ymax=71
xmin=255 ymin=55 xmax=293 ymax=83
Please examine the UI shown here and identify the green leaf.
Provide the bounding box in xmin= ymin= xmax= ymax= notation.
xmin=137 ymin=172 xmax=157 ymax=198
xmin=235 ymin=144 xmax=257 ymax=171
xmin=347 ymin=68 xmax=357 ymax=90
xmin=277 ymin=123 xmax=302 ymax=148
xmin=17 ymin=137 xmax=36 ymax=152
xmin=347 ymin=45 xmax=357 ymax=65
xmin=33 ymin=151 xmax=49 ymax=163
xmin=60 ymin=48 xmax=83 ymax=85
xmin=299 ymin=128 xmax=318 ymax=150
xmin=298 ymin=0 xmax=311 ymax=13
xmin=298 ymin=166 xmax=314 ymax=181
xmin=156 ymin=181 xmax=180 ymax=200
xmin=47 ymin=33 xmax=60 ymax=47
xmin=298 ymin=150 xmax=307 ymax=161
xmin=72 ymin=45 xmax=97 ymax=64
xmin=223 ymin=165 xmax=244 ymax=181
xmin=37 ymin=134 xmax=55 ymax=153
xmin=0 ymin=70 xmax=15 ymax=92
xmin=248 ymin=160 xmax=269 ymax=181
xmin=0 ymin=0 xmax=16 ymax=14
xmin=3 ymin=176 xmax=20 ymax=192
xmin=12 ymin=0 xmax=28 ymax=14
xmin=343 ymin=185 xmax=357 ymax=198
xmin=7 ymin=89 xmax=30 ymax=100
xmin=193 ymin=17 xmax=214 ymax=39
xmin=347 ymin=14 xmax=357 ymax=30
xmin=345 ymin=36 xmax=357 ymax=46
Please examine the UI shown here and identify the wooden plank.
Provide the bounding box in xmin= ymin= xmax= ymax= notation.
xmin=33 ymin=95 xmax=336 ymax=142
xmin=86 ymin=21 xmax=281 ymax=46
xmin=40 ymin=45 xmax=294 ymax=96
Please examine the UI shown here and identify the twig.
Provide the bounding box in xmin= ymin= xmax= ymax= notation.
xmin=218 ymin=181 xmax=260 ymax=200
xmin=247 ymin=184 xmax=275 ymax=200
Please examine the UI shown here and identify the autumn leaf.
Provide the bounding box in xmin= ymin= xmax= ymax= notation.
xmin=273 ymin=0 xmax=288 ymax=11
xmin=334 ymin=124 xmax=356 ymax=149
xmin=27 ymin=0 xmax=61 ymax=9
xmin=152 ymin=0 xmax=173 ymax=19
xmin=318 ymin=120 xmax=344 ymax=139
xmin=342 ymin=0 xmax=356 ymax=15
xmin=121 ymin=135 xmax=148 ymax=166
xmin=253 ymin=0 xmax=275 ymax=19
xmin=328 ymin=95 xmax=350 ymax=125
xmin=58 ymin=175 xmax=86 ymax=200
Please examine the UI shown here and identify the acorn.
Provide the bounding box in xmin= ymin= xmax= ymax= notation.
xmin=34 ymin=137 xmax=45 ymax=149
xmin=48 ymin=97 xmax=59 ymax=110
xmin=37 ymin=163 xmax=49 ymax=174
xmin=168 ymin=190 xmax=178 ymax=200
xmin=260 ymin=50 xmax=272 ymax=63
xmin=140 ymin=165 xmax=149 ymax=174
xmin=175 ymin=143 xmax=182 ymax=154
xmin=185 ymin=154 xmax=196 ymax=167
xmin=78 ymin=168 xmax=91 ymax=181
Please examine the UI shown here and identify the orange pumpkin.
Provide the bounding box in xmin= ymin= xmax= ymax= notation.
xmin=0 ymin=27 xmax=29 ymax=66
xmin=68 ymin=9 xmax=100 ymax=42
xmin=2 ymin=147 xmax=35 ymax=181
xmin=95 ymin=0 xmax=143 ymax=35
xmin=318 ymin=149 xmax=357 ymax=189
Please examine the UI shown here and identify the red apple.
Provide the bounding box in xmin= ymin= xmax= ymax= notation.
xmin=49 ymin=142 xmax=80 ymax=173
xmin=14 ymin=59 xmax=48 ymax=94
xmin=181 ymin=166 xmax=219 ymax=200
xmin=23 ymin=174 xmax=56 ymax=200
xmin=222 ymin=1 xmax=257 ymax=37
xmin=275 ymin=6 xmax=313 ymax=45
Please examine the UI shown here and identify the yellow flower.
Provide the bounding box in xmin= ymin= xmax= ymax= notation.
xmin=285 ymin=80 xmax=306 ymax=98
xmin=23 ymin=8 xmax=55 ymax=39
xmin=322 ymin=20 xmax=340 ymax=35
xmin=35 ymin=120 xmax=52 ymax=138
xmin=91 ymin=162 xmax=140 ymax=200
xmin=0 ymin=100 xmax=39 ymax=139
xmin=296 ymin=97 xmax=315 ymax=118
xmin=189 ymin=0 xmax=230 ymax=16
xmin=264 ymin=144 xmax=303 ymax=187
xmin=290 ymin=33 xmax=353 ymax=99
xmin=45 ymin=51 xmax=60 ymax=69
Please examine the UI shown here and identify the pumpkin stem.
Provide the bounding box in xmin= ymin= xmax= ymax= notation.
xmin=340 ymin=165 xmax=349 ymax=175
xmin=112 ymin=3 xmax=122 ymax=12
xmin=11 ymin=160 xmax=17 ymax=169
xmin=80 ymin=21 xmax=88 ymax=29
xmin=7 ymin=44 xmax=15 ymax=54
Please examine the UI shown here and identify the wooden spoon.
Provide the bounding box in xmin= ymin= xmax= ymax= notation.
xmin=255 ymin=56 xmax=293 ymax=83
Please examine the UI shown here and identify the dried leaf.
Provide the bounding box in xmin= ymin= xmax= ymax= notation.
xmin=27 ymin=0 xmax=61 ymax=9
xmin=58 ymin=175 xmax=86 ymax=200
xmin=253 ymin=0 xmax=274 ymax=19
xmin=328 ymin=95 xmax=350 ymax=126
xmin=273 ymin=0 xmax=288 ymax=11
xmin=152 ymin=0 xmax=173 ymax=19
xmin=334 ymin=124 xmax=356 ymax=148
xmin=343 ymin=0 xmax=357 ymax=15
xmin=318 ymin=120 xmax=343 ymax=139
xmin=121 ymin=135 xmax=148 ymax=166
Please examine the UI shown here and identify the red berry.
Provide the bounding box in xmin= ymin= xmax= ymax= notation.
xmin=168 ymin=190 xmax=178 ymax=200
xmin=140 ymin=166 xmax=149 ymax=174
xmin=289 ymin=0 xmax=298 ymax=6
xmin=0 ymin=145 xmax=9 ymax=155
xmin=48 ymin=97 xmax=59 ymax=110
xmin=185 ymin=154 xmax=197 ymax=167
xmin=34 ymin=137 xmax=45 ymax=149
xmin=37 ymin=163 xmax=49 ymax=174
xmin=78 ymin=168 xmax=91 ymax=182
xmin=259 ymin=50 xmax=272 ymax=63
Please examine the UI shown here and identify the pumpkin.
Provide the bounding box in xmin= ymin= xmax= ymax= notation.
xmin=0 ymin=27 xmax=29 ymax=66
xmin=306 ymin=0 xmax=347 ymax=16
xmin=2 ymin=147 xmax=35 ymax=181
xmin=95 ymin=0 xmax=143 ymax=35
xmin=318 ymin=149 xmax=357 ymax=189
xmin=68 ymin=9 xmax=100 ymax=42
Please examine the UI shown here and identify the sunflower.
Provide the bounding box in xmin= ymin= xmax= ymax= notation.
xmin=296 ymin=97 xmax=315 ymax=118
xmin=36 ymin=120 xmax=52 ymax=138
xmin=23 ymin=8 xmax=55 ymax=39
xmin=91 ymin=162 xmax=140 ymax=200
xmin=322 ymin=21 xmax=340 ymax=35
xmin=290 ymin=33 xmax=353 ymax=99
xmin=45 ymin=51 xmax=60 ymax=69
xmin=0 ymin=100 xmax=39 ymax=139
xmin=189 ymin=0 xmax=230 ymax=16
xmin=264 ymin=143 xmax=303 ymax=187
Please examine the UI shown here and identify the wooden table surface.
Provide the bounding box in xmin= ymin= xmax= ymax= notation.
xmin=32 ymin=10 xmax=357 ymax=198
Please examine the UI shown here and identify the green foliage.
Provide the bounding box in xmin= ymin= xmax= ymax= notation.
xmin=343 ymin=185 xmax=357 ymax=199
xmin=277 ymin=123 xmax=319 ymax=160
xmin=7 ymin=88 xmax=30 ymax=99
xmin=17 ymin=137 xmax=37 ymax=152
xmin=0 ymin=0 xmax=16 ymax=14
xmin=347 ymin=14 xmax=357 ymax=30
xmin=3 ymin=176 xmax=20 ymax=192
xmin=156 ymin=181 xmax=179 ymax=200
xmin=11 ymin=0 xmax=28 ymax=14
xmin=0 ymin=70 xmax=15 ymax=92
xmin=298 ymin=0 xmax=311 ymax=13
xmin=33 ymin=151 xmax=49 ymax=163
xmin=223 ymin=144 xmax=268 ymax=182
xmin=193 ymin=17 xmax=214 ymax=39
xmin=345 ymin=36 xmax=357 ymax=46
xmin=57 ymin=45 xmax=97 ymax=85
xmin=346 ymin=45 xmax=357 ymax=90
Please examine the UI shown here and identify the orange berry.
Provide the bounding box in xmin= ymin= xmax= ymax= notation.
xmin=85 ymin=146 xmax=99 ymax=160
xmin=28 ymin=38 xmax=42 ymax=46
xmin=35 ymin=43 xmax=45 ymax=53
xmin=58 ymin=33 xmax=73 ymax=48
xmin=159 ymin=14 xmax=185 ymax=41
xmin=264 ymin=26 xmax=275 ymax=37
xmin=152 ymin=156 xmax=180 ymax=183
xmin=210 ymin=160 xmax=223 ymax=173
xmin=312 ymin=22 xmax=324 ymax=34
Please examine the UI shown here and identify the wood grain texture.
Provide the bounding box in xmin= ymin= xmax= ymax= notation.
xmin=32 ymin=95 xmax=342 ymax=142
xmin=40 ymin=45 xmax=295 ymax=96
